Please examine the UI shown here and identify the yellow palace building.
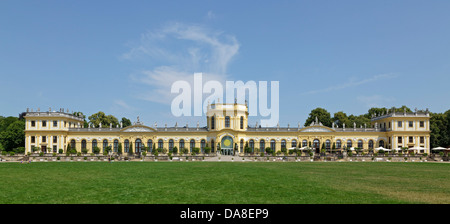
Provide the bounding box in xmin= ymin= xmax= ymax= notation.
xmin=23 ymin=103 xmax=431 ymax=155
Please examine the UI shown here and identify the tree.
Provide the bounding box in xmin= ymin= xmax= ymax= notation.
xmin=121 ymin=117 xmax=132 ymax=128
xmin=129 ymin=142 xmax=133 ymax=154
xmin=0 ymin=116 xmax=19 ymax=132
xmin=0 ymin=120 xmax=25 ymax=151
xmin=430 ymin=112 xmax=449 ymax=148
xmin=88 ymin=111 xmax=119 ymax=127
xmin=304 ymin=108 xmax=332 ymax=127
xmin=73 ymin=112 xmax=88 ymax=128
xmin=332 ymin=111 xmax=350 ymax=127
xmin=118 ymin=143 xmax=123 ymax=154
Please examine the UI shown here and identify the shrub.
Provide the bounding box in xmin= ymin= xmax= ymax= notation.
xmin=58 ymin=149 xmax=63 ymax=154
xmin=142 ymin=152 xmax=147 ymax=157
xmin=9 ymin=151 xmax=15 ymax=156
xmin=39 ymin=152 xmax=44 ymax=157
xmin=172 ymin=146 xmax=178 ymax=154
xmin=57 ymin=157 xmax=60 ymax=160
xmin=204 ymin=147 xmax=211 ymax=154
xmin=14 ymin=147 xmax=25 ymax=154
xmin=81 ymin=148 xmax=88 ymax=154
xmin=84 ymin=157 xmax=87 ymax=160
xmin=77 ymin=152 xmax=82 ymax=156
xmin=192 ymin=147 xmax=200 ymax=155
xmin=92 ymin=147 xmax=100 ymax=154
xmin=52 ymin=153 xmax=57 ymax=157
xmin=1 ymin=151 xmax=7 ymax=156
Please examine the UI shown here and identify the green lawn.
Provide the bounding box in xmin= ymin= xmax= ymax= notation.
xmin=0 ymin=161 xmax=449 ymax=204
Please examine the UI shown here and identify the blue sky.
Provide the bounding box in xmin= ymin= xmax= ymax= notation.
xmin=1 ymin=1 xmax=449 ymax=127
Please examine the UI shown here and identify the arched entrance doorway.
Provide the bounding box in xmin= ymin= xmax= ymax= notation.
xmin=313 ymin=139 xmax=320 ymax=153
xmin=135 ymin=139 xmax=142 ymax=153
xmin=221 ymin=136 xmax=234 ymax=155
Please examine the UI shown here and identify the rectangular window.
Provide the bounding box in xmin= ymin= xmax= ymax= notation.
xmin=409 ymin=136 xmax=413 ymax=143
xmin=31 ymin=121 xmax=36 ymax=127
xmin=420 ymin=136 xmax=424 ymax=144
xmin=53 ymin=121 xmax=58 ymax=127
xmin=420 ymin=121 xmax=424 ymax=128
xmin=398 ymin=121 xmax=402 ymax=128
xmin=42 ymin=120 xmax=47 ymax=127
xmin=398 ymin=137 xmax=402 ymax=144
xmin=409 ymin=121 xmax=413 ymax=128
xmin=53 ymin=136 xmax=57 ymax=143
xmin=42 ymin=136 xmax=46 ymax=143
xmin=31 ymin=136 xmax=35 ymax=143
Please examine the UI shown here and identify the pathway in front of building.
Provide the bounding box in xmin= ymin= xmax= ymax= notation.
xmin=203 ymin=154 xmax=253 ymax=162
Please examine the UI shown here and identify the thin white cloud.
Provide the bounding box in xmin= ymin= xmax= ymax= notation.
xmin=123 ymin=22 xmax=239 ymax=105
xmin=356 ymin=95 xmax=396 ymax=108
xmin=114 ymin=99 xmax=136 ymax=110
xmin=302 ymin=73 xmax=398 ymax=95
xmin=206 ymin=11 xmax=216 ymax=20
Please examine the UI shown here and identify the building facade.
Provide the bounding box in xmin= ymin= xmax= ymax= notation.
xmin=23 ymin=104 xmax=431 ymax=155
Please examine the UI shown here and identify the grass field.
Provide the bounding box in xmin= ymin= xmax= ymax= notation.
xmin=0 ymin=161 xmax=449 ymax=204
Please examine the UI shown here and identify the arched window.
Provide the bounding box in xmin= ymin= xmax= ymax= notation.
xmin=158 ymin=139 xmax=163 ymax=149
xmin=169 ymin=139 xmax=174 ymax=152
xmin=240 ymin=116 xmax=244 ymax=129
xmin=124 ymin=140 xmax=129 ymax=153
xmin=347 ymin=140 xmax=352 ymax=148
xmin=211 ymin=139 xmax=215 ymax=153
xmin=336 ymin=140 xmax=342 ymax=149
xmin=260 ymin=139 xmax=265 ymax=152
xmin=81 ymin=140 xmax=87 ymax=150
xmin=326 ymin=140 xmax=331 ymax=149
xmin=147 ymin=140 xmax=153 ymax=152
xmin=211 ymin=116 xmax=215 ymax=129
xmin=291 ymin=140 xmax=297 ymax=148
xmin=225 ymin=116 xmax=230 ymax=128
xmin=103 ymin=139 xmax=108 ymax=152
xmin=70 ymin=139 xmax=76 ymax=150
xmin=270 ymin=140 xmax=276 ymax=150
xmin=190 ymin=139 xmax=195 ymax=152
xmin=179 ymin=139 xmax=185 ymax=149
xmin=379 ymin=140 xmax=385 ymax=148
xmin=113 ymin=139 xmax=118 ymax=152
xmin=249 ymin=140 xmax=255 ymax=152
xmin=368 ymin=140 xmax=374 ymax=149
xmin=92 ymin=139 xmax=98 ymax=150
xmin=302 ymin=140 xmax=307 ymax=148
xmin=201 ymin=139 xmax=206 ymax=153
xmin=281 ymin=140 xmax=286 ymax=150
xmin=135 ymin=139 xmax=142 ymax=153
xmin=358 ymin=140 xmax=363 ymax=148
